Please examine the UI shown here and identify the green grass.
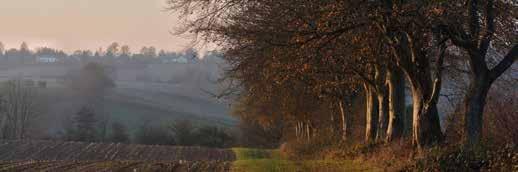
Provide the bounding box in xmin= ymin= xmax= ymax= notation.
xmin=232 ymin=148 xmax=279 ymax=160
xmin=230 ymin=148 xmax=380 ymax=172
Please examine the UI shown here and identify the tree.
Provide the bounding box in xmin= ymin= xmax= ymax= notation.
xmin=385 ymin=68 xmax=406 ymax=142
xmin=67 ymin=63 xmax=115 ymax=142
xmin=19 ymin=42 xmax=32 ymax=64
xmin=0 ymin=42 xmax=4 ymax=56
xmin=439 ymin=0 xmax=517 ymax=146
xmin=168 ymin=0 xmax=375 ymax=144
xmin=94 ymin=48 xmax=105 ymax=57
xmin=0 ymin=78 xmax=40 ymax=139
xmin=120 ymin=45 xmax=131 ymax=57
xmin=20 ymin=42 xmax=29 ymax=53
xmin=63 ymin=107 xmax=98 ymax=142
xmin=66 ymin=62 xmax=115 ymax=106
xmin=169 ymin=119 xmax=195 ymax=146
xmin=184 ymin=48 xmax=198 ymax=63
xmin=140 ymin=46 xmax=157 ymax=58
xmin=167 ymin=0 xmax=513 ymax=150
xmin=236 ymin=116 xmax=283 ymax=148
xmin=106 ymin=42 xmax=120 ymax=57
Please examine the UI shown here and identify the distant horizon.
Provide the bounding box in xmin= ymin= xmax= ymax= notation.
xmin=0 ymin=0 xmax=197 ymax=53
xmin=0 ymin=41 xmax=198 ymax=54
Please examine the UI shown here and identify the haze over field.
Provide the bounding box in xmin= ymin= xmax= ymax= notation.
xmin=0 ymin=57 xmax=235 ymax=136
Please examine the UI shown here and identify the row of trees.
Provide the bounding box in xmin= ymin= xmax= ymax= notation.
xmin=169 ymin=0 xmax=516 ymax=149
xmin=61 ymin=106 xmax=235 ymax=148
xmin=0 ymin=42 xmax=200 ymax=65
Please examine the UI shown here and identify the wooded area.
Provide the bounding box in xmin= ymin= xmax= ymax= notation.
xmin=168 ymin=0 xmax=517 ymax=170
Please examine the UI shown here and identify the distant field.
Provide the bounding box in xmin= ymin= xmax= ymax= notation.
xmin=104 ymin=97 xmax=234 ymax=134
xmin=0 ymin=140 xmax=235 ymax=161
xmin=0 ymin=140 xmax=233 ymax=172
xmin=108 ymin=81 xmax=236 ymax=128
xmin=37 ymin=80 xmax=236 ymax=135
xmin=0 ymin=160 xmax=232 ymax=172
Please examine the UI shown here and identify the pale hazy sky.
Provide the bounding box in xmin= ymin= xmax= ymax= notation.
xmin=0 ymin=0 xmax=192 ymax=53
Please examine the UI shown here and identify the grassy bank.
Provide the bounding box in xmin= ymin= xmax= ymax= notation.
xmin=230 ymin=148 xmax=380 ymax=172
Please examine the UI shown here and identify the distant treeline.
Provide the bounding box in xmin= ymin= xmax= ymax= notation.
xmin=59 ymin=106 xmax=236 ymax=148
xmin=0 ymin=42 xmax=222 ymax=65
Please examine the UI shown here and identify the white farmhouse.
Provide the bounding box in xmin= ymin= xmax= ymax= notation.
xmin=36 ymin=56 xmax=58 ymax=63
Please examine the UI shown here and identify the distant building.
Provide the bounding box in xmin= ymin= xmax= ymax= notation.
xmin=172 ymin=57 xmax=189 ymax=64
xmin=161 ymin=56 xmax=189 ymax=64
xmin=36 ymin=56 xmax=58 ymax=63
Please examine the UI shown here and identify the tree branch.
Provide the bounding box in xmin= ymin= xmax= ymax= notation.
xmin=489 ymin=44 xmax=518 ymax=82
xmin=469 ymin=0 xmax=481 ymax=42
xmin=427 ymin=42 xmax=446 ymax=107
xmin=479 ymin=0 xmax=495 ymax=56
xmin=350 ymin=67 xmax=376 ymax=88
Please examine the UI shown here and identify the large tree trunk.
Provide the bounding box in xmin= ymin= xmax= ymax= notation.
xmin=386 ymin=68 xmax=405 ymax=142
xmin=460 ymin=44 xmax=515 ymax=146
xmin=394 ymin=32 xmax=444 ymax=148
xmin=464 ymin=74 xmax=491 ymax=146
xmin=409 ymin=81 xmax=443 ymax=148
xmin=364 ymin=84 xmax=379 ymax=143
xmin=376 ymin=88 xmax=389 ymax=142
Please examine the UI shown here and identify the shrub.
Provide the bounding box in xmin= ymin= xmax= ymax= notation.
xmin=134 ymin=124 xmax=173 ymax=145
xmin=109 ymin=122 xmax=130 ymax=143
xmin=483 ymin=90 xmax=518 ymax=146
xmin=194 ymin=126 xmax=235 ymax=148
xmin=405 ymin=144 xmax=517 ymax=171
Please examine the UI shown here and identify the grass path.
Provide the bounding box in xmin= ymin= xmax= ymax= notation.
xmin=230 ymin=148 xmax=381 ymax=172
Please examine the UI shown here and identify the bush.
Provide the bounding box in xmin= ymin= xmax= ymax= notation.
xmin=62 ymin=107 xmax=98 ymax=142
xmin=109 ymin=122 xmax=130 ymax=143
xmin=483 ymin=90 xmax=518 ymax=146
xmin=280 ymin=130 xmax=342 ymax=160
xmin=444 ymin=89 xmax=518 ymax=146
xmin=406 ymin=145 xmax=517 ymax=171
xmin=194 ymin=126 xmax=235 ymax=148
xmin=135 ymin=124 xmax=173 ymax=145
xmin=169 ymin=120 xmax=195 ymax=146
xmin=237 ymin=119 xmax=283 ymax=149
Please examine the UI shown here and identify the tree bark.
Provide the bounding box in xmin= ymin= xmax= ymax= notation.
xmin=409 ymin=80 xmax=443 ymax=148
xmin=464 ymin=74 xmax=491 ymax=146
xmin=376 ymin=88 xmax=389 ymax=143
xmin=461 ymin=45 xmax=516 ymax=146
xmin=306 ymin=121 xmax=311 ymax=141
xmin=338 ymin=101 xmax=348 ymax=141
xmin=390 ymin=31 xmax=444 ymax=148
xmin=386 ymin=68 xmax=405 ymax=142
xmin=364 ymin=84 xmax=379 ymax=143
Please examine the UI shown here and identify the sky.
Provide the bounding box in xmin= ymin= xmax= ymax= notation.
xmin=0 ymin=0 xmax=192 ymax=53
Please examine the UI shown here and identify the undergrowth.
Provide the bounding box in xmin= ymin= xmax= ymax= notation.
xmin=280 ymin=137 xmax=517 ymax=171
